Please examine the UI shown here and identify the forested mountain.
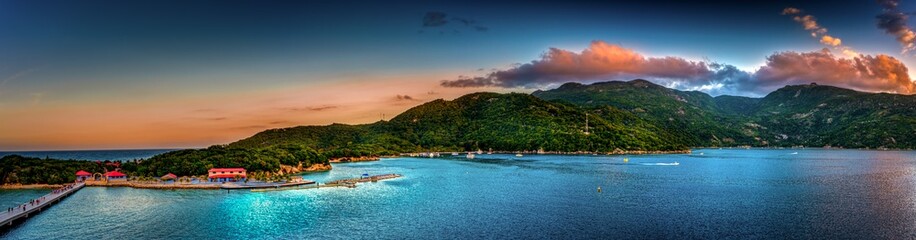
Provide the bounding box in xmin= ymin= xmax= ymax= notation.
xmin=533 ymin=80 xmax=756 ymax=147
xmin=534 ymin=80 xmax=916 ymax=149
xmin=749 ymin=84 xmax=916 ymax=148
xmin=232 ymin=79 xmax=916 ymax=155
xmin=231 ymin=92 xmax=684 ymax=154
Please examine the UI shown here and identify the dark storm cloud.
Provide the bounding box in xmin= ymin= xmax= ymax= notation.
xmin=420 ymin=11 xmax=488 ymax=33
xmin=422 ymin=11 xmax=448 ymax=27
xmin=268 ymin=120 xmax=293 ymax=125
xmin=395 ymin=94 xmax=415 ymax=101
xmin=441 ymin=41 xmax=916 ymax=95
xmin=876 ymin=0 xmax=916 ymax=53
xmin=279 ymin=105 xmax=338 ymax=112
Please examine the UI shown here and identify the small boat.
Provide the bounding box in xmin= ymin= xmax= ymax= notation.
xmin=451 ymin=152 xmax=458 ymax=156
xmin=466 ymin=153 xmax=475 ymax=159
xmin=623 ymin=158 xmax=629 ymax=163
xmin=476 ymin=149 xmax=483 ymax=155
xmin=515 ymin=153 xmax=523 ymax=157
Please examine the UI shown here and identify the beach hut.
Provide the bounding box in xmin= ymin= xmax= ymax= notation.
xmin=75 ymin=170 xmax=92 ymax=182
xmin=104 ymin=171 xmax=127 ymax=181
xmin=207 ymin=168 xmax=247 ymax=182
xmin=161 ymin=173 xmax=178 ymax=182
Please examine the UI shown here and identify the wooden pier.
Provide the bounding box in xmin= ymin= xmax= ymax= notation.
xmin=0 ymin=182 xmax=85 ymax=229
xmin=220 ymin=180 xmax=316 ymax=190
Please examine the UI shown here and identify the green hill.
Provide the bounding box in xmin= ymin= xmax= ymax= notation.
xmin=230 ymin=92 xmax=684 ymax=154
xmin=532 ymin=79 xmax=756 ymax=147
xmin=534 ymin=80 xmax=916 ymax=149
xmin=748 ymin=83 xmax=916 ymax=148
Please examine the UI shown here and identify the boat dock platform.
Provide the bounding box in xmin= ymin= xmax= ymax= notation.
xmin=326 ymin=174 xmax=401 ymax=185
xmin=1 ymin=182 xmax=84 ymax=229
xmin=251 ymin=174 xmax=401 ymax=192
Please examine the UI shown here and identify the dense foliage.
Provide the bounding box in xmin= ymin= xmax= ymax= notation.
xmin=231 ymin=92 xmax=684 ymax=154
xmin=0 ymin=155 xmax=104 ymax=184
xmin=123 ymin=144 xmax=328 ymax=177
xmin=0 ymin=144 xmax=329 ymax=184
xmin=534 ymin=80 xmax=916 ymax=149
xmin=237 ymin=80 xmax=916 ymax=153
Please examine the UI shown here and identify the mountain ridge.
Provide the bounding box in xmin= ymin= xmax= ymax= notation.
xmin=230 ymin=80 xmax=916 ymax=156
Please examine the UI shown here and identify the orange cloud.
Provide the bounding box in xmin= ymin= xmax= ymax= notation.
xmin=820 ymin=36 xmax=841 ymax=46
xmin=441 ymin=41 xmax=916 ymax=96
xmin=755 ymin=49 xmax=916 ymax=94
xmin=441 ymin=41 xmax=722 ymax=90
xmin=782 ymin=7 xmax=857 ymax=57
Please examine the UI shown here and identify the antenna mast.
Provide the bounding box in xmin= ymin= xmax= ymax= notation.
xmin=585 ymin=113 xmax=590 ymax=135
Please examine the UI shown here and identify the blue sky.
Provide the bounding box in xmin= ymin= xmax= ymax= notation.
xmin=1 ymin=0 xmax=915 ymax=150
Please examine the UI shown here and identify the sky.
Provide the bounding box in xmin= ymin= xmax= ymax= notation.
xmin=1 ymin=0 xmax=915 ymax=150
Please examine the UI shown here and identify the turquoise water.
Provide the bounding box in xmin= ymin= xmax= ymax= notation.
xmin=0 ymin=189 xmax=47 ymax=211
xmin=2 ymin=149 xmax=916 ymax=239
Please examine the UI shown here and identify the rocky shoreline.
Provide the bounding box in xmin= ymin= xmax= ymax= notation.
xmin=85 ymin=181 xmax=221 ymax=189
xmin=329 ymin=156 xmax=380 ymax=163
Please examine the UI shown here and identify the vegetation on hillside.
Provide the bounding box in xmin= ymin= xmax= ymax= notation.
xmin=0 ymin=155 xmax=104 ymax=184
xmin=231 ymin=92 xmax=685 ymax=154
xmin=534 ymin=80 xmax=916 ymax=149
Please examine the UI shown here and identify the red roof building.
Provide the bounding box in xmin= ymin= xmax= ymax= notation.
xmin=104 ymin=171 xmax=127 ymax=181
xmin=75 ymin=170 xmax=92 ymax=182
xmin=161 ymin=173 xmax=178 ymax=180
xmin=208 ymin=168 xmax=247 ymax=182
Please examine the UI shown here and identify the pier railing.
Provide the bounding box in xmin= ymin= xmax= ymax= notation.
xmin=0 ymin=182 xmax=85 ymax=229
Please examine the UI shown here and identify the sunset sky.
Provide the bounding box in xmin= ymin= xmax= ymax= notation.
xmin=2 ymin=0 xmax=916 ymax=150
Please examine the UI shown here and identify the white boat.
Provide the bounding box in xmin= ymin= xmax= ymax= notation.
xmin=466 ymin=153 xmax=475 ymax=159
xmin=451 ymin=152 xmax=458 ymax=156
xmin=515 ymin=153 xmax=523 ymax=157
xmin=790 ymin=152 xmax=798 ymax=155
xmin=476 ymin=149 xmax=483 ymax=154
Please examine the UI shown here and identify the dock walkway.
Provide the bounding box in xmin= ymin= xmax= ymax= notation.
xmin=0 ymin=182 xmax=84 ymax=228
xmin=220 ymin=180 xmax=316 ymax=190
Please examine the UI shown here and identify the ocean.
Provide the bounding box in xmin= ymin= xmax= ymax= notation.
xmin=1 ymin=149 xmax=915 ymax=239
xmin=0 ymin=149 xmax=176 ymax=161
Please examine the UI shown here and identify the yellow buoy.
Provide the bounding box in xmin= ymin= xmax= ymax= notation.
xmin=623 ymin=158 xmax=629 ymax=163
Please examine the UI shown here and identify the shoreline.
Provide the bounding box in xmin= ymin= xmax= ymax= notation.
xmin=85 ymin=181 xmax=221 ymax=189
xmin=399 ymin=149 xmax=692 ymax=156
xmin=0 ymin=184 xmax=65 ymax=189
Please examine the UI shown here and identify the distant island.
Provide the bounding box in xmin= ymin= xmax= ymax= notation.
xmin=2 ymin=79 xmax=914 ymax=186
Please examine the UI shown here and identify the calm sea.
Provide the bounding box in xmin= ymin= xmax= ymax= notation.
xmin=2 ymin=149 xmax=915 ymax=239
xmin=0 ymin=149 xmax=176 ymax=161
